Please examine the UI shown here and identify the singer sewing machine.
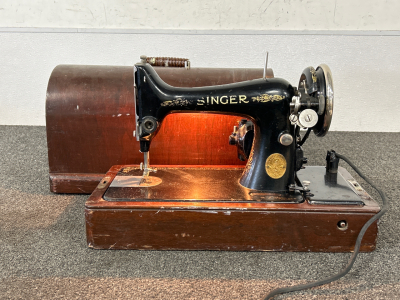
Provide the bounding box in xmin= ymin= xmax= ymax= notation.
xmin=85 ymin=57 xmax=380 ymax=251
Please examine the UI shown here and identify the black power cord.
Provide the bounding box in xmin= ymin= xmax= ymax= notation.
xmin=263 ymin=152 xmax=389 ymax=300
xmin=298 ymin=128 xmax=311 ymax=146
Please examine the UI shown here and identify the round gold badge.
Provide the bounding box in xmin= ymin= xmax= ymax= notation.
xmin=265 ymin=153 xmax=287 ymax=179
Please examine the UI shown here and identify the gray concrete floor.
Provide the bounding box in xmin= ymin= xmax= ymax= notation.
xmin=0 ymin=126 xmax=399 ymax=299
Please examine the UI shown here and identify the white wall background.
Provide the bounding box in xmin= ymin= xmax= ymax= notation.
xmin=1 ymin=0 xmax=400 ymax=30
xmin=0 ymin=0 xmax=399 ymax=131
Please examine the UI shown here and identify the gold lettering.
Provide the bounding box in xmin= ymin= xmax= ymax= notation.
xmin=230 ymin=96 xmax=237 ymax=104
xmin=220 ymin=96 xmax=228 ymax=104
xmin=197 ymin=95 xmax=248 ymax=105
xmin=239 ymin=95 xmax=248 ymax=103
xmin=211 ymin=96 xmax=219 ymax=104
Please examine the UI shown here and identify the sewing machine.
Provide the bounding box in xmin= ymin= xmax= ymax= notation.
xmin=85 ymin=57 xmax=380 ymax=251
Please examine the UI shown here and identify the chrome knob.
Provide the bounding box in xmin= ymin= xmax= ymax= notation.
xmin=278 ymin=133 xmax=293 ymax=146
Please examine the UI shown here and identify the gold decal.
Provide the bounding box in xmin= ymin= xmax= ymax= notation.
xmin=211 ymin=96 xmax=219 ymax=104
xmin=265 ymin=153 xmax=286 ymax=179
xmin=220 ymin=96 xmax=228 ymax=104
xmin=239 ymin=95 xmax=248 ymax=103
xmin=198 ymin=98 xmax=205 ymax=105
xmin=207 ymin=96 xmax=209 ymax=105
xmin=252 ymin=94 xmax=285 ymax=103
xmin=230 ymin=96 xmax=237 ymax=104
xmin=161 ymin=98 xmax=190 ymax=107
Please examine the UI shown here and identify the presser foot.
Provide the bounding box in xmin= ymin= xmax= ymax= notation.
xmin=139 ymin=151 xmax=157 ymax=184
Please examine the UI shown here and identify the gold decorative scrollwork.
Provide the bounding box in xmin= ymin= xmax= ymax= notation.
xmin=252 ymin=94 xmax=285 ymax=103
xmin=161 ymin=98 xmax=190 ymax=107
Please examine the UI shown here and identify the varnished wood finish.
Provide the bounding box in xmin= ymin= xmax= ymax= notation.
xmin=49 ymin=173 xmax=105 ymax=194
xmin=46 ymin=65 xmax=272 ymax=193
xmin=85 ymin=165 xmax=380 ymax=252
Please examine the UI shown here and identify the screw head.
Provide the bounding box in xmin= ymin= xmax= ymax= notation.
xmin=298 ymin=109 xmax=318 ymax=128
xmin=302 ymin=180 xmax=311 ymax=190
xmin=289 ymin=114 xmax=298 ymax=124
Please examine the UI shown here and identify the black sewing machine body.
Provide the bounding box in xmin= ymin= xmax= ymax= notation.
xmin=134 ymin=63 xmax=327 ymax=194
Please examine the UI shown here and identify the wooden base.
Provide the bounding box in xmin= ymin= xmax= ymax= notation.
xmin=85 ymin=165 xmax=380 ymax=252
